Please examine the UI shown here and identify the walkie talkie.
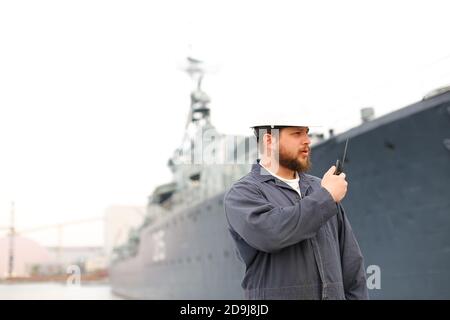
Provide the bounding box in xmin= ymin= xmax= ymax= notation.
xmin=334 ymin=138 xmax=349 ymax=175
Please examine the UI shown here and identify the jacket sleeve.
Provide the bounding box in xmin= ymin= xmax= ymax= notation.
xmin=224 ymin=180 xmax=338 ymax=253
xmin=337 ymin=204 xmax=369 ymax=300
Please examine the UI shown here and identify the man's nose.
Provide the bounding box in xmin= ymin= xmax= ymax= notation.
xmin=304 ymin=134 xmax=311 ymax=145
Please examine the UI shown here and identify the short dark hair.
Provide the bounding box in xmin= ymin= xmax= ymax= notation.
xmin=254 ymin=126 xmax=287 ymax=142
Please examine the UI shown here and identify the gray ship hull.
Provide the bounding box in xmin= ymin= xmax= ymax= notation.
xmin=309 ymin=92 xmax=450 ymax=299
xmin=110 ymin=92 xmax=450 ymax=299
xmin=110 ymin=192 xmax=244 ymax=299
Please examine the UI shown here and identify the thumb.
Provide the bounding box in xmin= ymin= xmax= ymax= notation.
xmin=324 ymin=166 xmax=336 ymax=176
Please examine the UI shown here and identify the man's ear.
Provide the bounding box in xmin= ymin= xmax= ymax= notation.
xmin=262 ymin=133 xmax=273 ymax=157
xmin=263 ymin=133 xmax=272 ymax=146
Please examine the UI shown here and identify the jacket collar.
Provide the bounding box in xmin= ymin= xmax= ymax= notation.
xmin=251 ymin=160 xmax=314 ymax=195
xmin=251 ymin=160 xmax=275 ymax=182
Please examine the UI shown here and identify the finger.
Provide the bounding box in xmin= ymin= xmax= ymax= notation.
xmin=326 ymin=166 xmax=336 ymax=175
xmin=339 ymin=172 xmax=346 ymax=179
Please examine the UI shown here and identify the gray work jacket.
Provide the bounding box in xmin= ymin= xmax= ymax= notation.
xmin=224 ymin=162 xmax=369 ymax=300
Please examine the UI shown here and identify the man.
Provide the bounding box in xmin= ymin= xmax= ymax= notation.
xmin=223 ymin=119 xmax=369 ymax=300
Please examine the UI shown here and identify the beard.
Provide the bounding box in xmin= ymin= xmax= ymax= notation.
xmin=278 ymin=146 xmax=312 ymax=173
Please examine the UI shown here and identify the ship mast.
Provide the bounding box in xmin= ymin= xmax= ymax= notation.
xmin=167 ymin=57 xmax=215 ymax=173
xmin=183 ymin=57 xmax=211 ymax=129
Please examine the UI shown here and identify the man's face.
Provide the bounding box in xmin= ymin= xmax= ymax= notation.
xmin=276 ymin=126 xmax=312 ymax=173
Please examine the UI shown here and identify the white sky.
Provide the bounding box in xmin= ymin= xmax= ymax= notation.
xmin=1 ymin=0 xmax=450 ymax=246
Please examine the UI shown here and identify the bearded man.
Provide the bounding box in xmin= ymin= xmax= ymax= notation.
xmin=224 ymin=119 xmax=369 ymax=300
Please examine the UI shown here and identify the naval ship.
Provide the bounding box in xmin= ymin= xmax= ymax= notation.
xmin=109 ymin=57 xmax=450 ymax=299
